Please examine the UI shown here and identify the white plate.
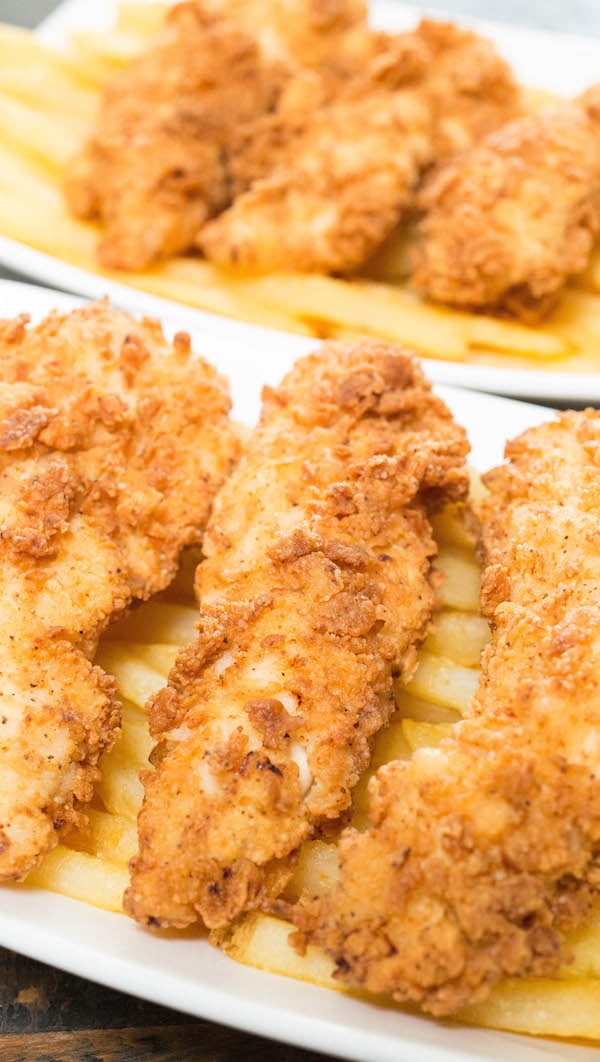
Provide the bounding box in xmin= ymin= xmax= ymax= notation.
xmin=0 ymin=279 xmax=593 ymax=1062
xmin=0 ymin=0 xmax=595 ymax=404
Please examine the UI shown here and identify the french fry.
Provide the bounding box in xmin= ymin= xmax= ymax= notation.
xmin=0 ymin=187 xmax=97 ymax=263
xmin=394 ymin=689 xmax=462 ymax=725
xmin=69 ymin=29 xmax=146 ymax=67
xmin=94 ymin=644 xmax=166 ymax=708
xmin=123 ymin=643 xmax=179 ymax=676
xmin=457 ymin=977 xmax=600 ymax=1040
xmin=218 ymin=913 xmax=340 ymax=988
xmin=0 ymin=23 xmax=101 ymax=89
xmin=429 ymin=503 xmax=476 ymax=549
xmin=24 ymin=846 xmax=127 ymax=913
xmin=0 ymin=146 xmax=62 ymax=207
xmin=561 ymin=922 xmax=600 ymax=980
xmin=350 ymin=719 xmax=412 ymax=828
xmin=0 ymin=63 xmax=97 ymax=120
xmin=402 ymin=718 xmax=452 ymax=752
xmin=119 ymin=701 xmax=154 ymax=766
xmin=545 ymin=288 xmax=600 ymax=351
xmin=424 ymin=610 xmax=490 ymax=667
xmin=107 ymin=601 xmax=199 ymax=645
xmin=435 ymin=545 xmax=481 ymax=611
xmin=349 ymin=775 xmax=373 ymax=829
xmin=221 ymin=912 xmax=600 ymax=1042
xmin=121 ymin=260 xmax=313 ymax=335
xmin=467 ymin=467 xmax=488 ymax=506
xmin=117 ymin=2 xmax=168 ymax=34
xmin=96 ymin=746 xmax=145 ymax=820
xmin=60 ymin=46 xmax=124 ymax=89
xmin=404 ymin=651 xmax=479 ymax=712
xmin=73 ymin=808 xmax=138 ymax=866
xmin=286 ymin=842 xmax=340 ymax=902
xmin=465 ymin=313 xmax=569 ymax=360
xmin=371 ymin=718 xmax=413 ymax=766
xmin=237 ymin=274 xmax=469 ymax=359
xmin=0 ymin=173 xmax=307 ymax=327
xmin=0 ymin=92 xmax=86 ymax=171
xmin=0 ymin=184 xmax=312 ymax=331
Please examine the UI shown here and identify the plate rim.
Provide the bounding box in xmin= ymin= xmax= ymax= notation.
xmin=1 ymin=231 xmax=599 ymax=406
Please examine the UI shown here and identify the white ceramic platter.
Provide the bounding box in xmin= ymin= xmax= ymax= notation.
xmin=0 ymin=278 xmax=594 ymax=1062
xmin=0 ymin=1 xmax=596 ymax=403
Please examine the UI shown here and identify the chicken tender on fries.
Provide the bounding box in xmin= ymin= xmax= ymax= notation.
xmin=0 ymin=301 xmax=238 ymax=881
xmin=65 ymin=2 xmax=282 ymax=270
xmin=294 ymin=410 xmax=600 ymax=1015
xmin=200 ymin=21 xmax=519 ymax=274
xmin=125 ymin=340 xmax=469 ymax=929
xmin=414 ymin=91 xmax=600 ymax=320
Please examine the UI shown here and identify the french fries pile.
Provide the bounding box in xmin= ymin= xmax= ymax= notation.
xmin=17 ymin=476 xmax=600 ymax=1043
xmin=1 ymin=4 xmax=600 ymax=370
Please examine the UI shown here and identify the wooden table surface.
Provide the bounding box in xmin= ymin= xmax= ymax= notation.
xmin=0 ymin=944 xmax=340 ymax=1061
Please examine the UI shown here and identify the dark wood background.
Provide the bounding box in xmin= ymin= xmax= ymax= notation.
xmin=0 ymin=945 xmax=340 ymax=1061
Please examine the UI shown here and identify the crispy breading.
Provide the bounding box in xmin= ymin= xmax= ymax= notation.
xmin=413 ymin=93 xmax=600 ymax=320
xmin=0 ymin=301 xmax=238 ymax=881
xmin=125 ymin=340 xmax=469 ymax=930
xmin=201 ymin=87 xmax=432 ymax=274
xmin=198 ymin=0 xmax=369 ymax=70
xmin=65 ymin=2 xmax=282 ymax=271
xmin=293 ymin=411 xmax=600 ymax=1016
xmin=65 ymin=5 xmax=519 ymax=275
xmin=414 ymin=19 xmax=521 ymax=159
xmin=200 ymin=20 xmax=519 ymax=274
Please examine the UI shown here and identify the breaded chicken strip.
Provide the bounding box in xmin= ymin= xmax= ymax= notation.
xmin=125 ymin=341 xmax=469 ymax=930
xmin=227 ymin=20 xmax=519 ymax=202
xmin=65 ymin=2 xmax=282 ymax=271
xmin=199 ymin=0 xmax=369 ymax=71
xmin=413 ymin=91 xmax=600 ymax=320
xmin=294 ymin=411 xmax=600 ymax=1016
xmin=416 ymin=19 xmax=521 ymax=160
xmin=0 ymin=301 xmax=238 ymax=881
xmin=201 ymin=20 xmax=519 ymax=274
xmin=202 ymin=87 xmax=432 ymax=274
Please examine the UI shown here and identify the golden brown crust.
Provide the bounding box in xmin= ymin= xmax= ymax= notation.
xmin=294 ymin=410 xmax=600 ymax=1016
xmin=199 ymin=0 xmax=369 ymax=70
xmin=200 ymin=87 xmax=430 ymax=273
xmin=201 ymin=19 xmax=519 ymax=274
xmin=65 ymin=2 xmax=518 ymax=276
xmin=125 ymin=340 xmax=469 ymax=930
xmin=0 ymin=300 xmax=239 ymax=880
xmin=65 ymin=2 xmax=283 ymax=270
xmin=413 ymin=97 xmax=600 ymax=320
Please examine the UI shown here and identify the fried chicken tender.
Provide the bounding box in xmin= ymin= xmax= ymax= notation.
xmin=65 ymin=2 xmax=282 ymax=271
xmin=200 ymin=20 xmax=519 ymax=274
xmin=125 ymin=340 xmax=469 ymax=930
xmin=199 ymin=0 xmax=369 ymax=71
xmin=294 ymin=411 xmax=600 ymax=1016
xmin=0 ymin=301 xmax=238 ymax=881
xmin=413 ymin=91 xmax=600 ymax=320
xmin=414 ymin=18 xmax=521 ymax=160
xmin=201 ymin=87 xmax=432 ymax=274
